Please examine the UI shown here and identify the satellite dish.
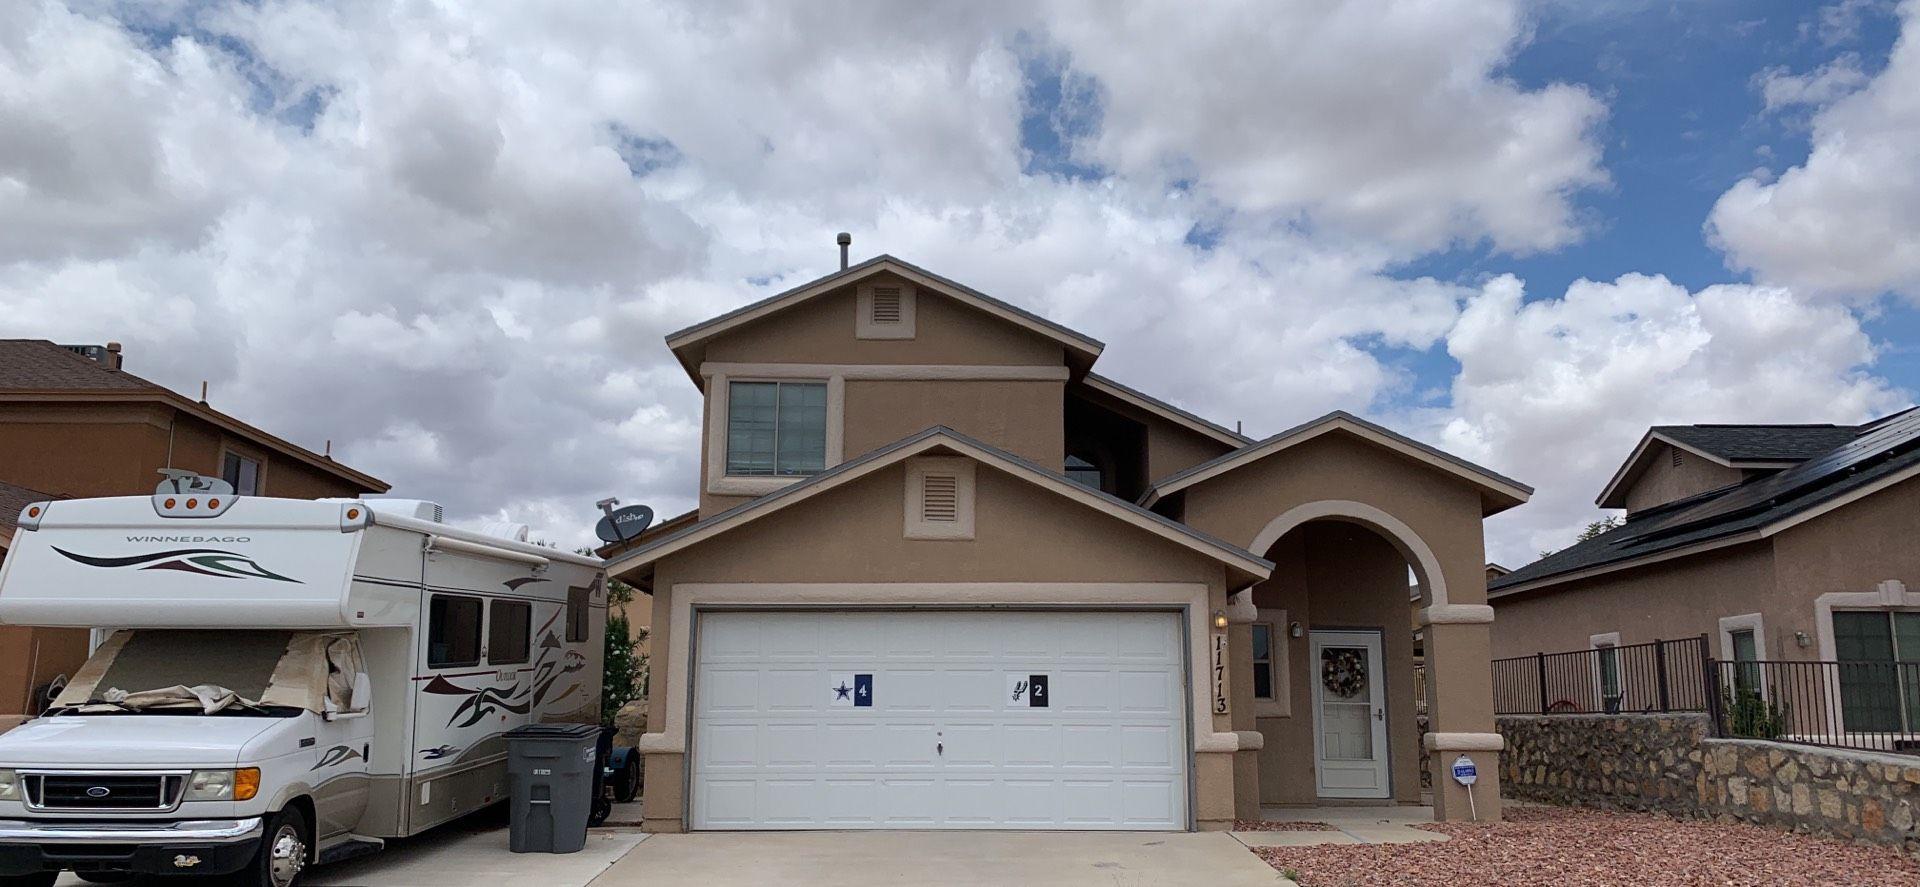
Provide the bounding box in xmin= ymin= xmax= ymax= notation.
xmin=594 ymin=504 xmax=655 ymax=544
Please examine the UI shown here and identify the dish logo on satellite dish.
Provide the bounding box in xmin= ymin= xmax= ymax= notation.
xmin=593 ymin=501 xmax=655 ymax=544
xmin=52 ymin=547 xmax=303 ymax=583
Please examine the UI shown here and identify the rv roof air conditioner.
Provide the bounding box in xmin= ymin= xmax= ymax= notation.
xmin=364 ymin=499 xmax=445 ymax=523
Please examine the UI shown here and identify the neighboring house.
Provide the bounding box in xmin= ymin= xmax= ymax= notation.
xmin=0 ymin=340 xmax=389 ymax=731
xmin=1490 ymin=412 xmax=1920 ymax=730
xmin=603 ymin=251 xmax=1529 ymax=833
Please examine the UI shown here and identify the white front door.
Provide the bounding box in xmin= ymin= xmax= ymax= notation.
xmin=1311 ymin=630 xmax=1390 ymax=799
xmin=690 ymin=609 xmax=1189 ymax=830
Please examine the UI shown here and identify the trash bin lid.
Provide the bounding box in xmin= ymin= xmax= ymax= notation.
xmin=505 ymin=723 xmax=603 ymax=740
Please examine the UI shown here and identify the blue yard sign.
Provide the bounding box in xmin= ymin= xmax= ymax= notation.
xmin=1450 ymin=755 xmax=1478 ymax=786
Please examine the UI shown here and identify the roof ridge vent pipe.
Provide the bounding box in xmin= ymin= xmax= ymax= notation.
xmin=837 ymin=232 xmax=851 ymax=270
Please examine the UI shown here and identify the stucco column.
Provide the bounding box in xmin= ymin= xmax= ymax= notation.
xmin=1421 ymin=611 xmax=1503 ymax=822
xmin=1225 ymin=590 xmax=1262 ymax=822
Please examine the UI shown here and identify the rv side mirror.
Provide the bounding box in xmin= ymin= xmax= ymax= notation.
xmin=350 ymin=672 xmax=371 ymax=713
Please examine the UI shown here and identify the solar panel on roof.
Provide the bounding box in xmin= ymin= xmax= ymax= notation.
xmin=1623 ymin=409 xmax=1920 ymax=542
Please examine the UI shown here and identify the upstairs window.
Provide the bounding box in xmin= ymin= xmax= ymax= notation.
xmin=222 ymin=451 xmax=261 ymax=495
xmin=1065 ymin=455 xmax=1102 ymax=491
xmin=726 ymin=381 xmax=827 ymax=476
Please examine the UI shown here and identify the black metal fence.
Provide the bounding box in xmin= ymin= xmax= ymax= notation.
xmin=1711 ymin=658 xmax=1920 ymax=754
xmin=1493 ymin=636 xmax=1710 ymax=715
xmin=1495 ymin=635 xmax=1920 ymax=755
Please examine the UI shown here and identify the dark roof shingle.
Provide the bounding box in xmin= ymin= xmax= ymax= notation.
xmin=0 ymin=341 xmax=156 ymax=391
xmin=1656 ymin=424 xmax=1862 ymax=463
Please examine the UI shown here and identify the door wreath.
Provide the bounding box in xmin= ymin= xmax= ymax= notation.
xmin=1321 ymin=648 xmax=1367 ymax=699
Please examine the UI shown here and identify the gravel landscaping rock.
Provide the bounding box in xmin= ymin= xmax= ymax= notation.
xmin=1253 ymin=804 xmax=1920 ymax=886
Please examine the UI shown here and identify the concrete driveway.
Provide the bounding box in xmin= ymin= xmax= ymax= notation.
xmin=594 ymin=830 xmax=1291 ymax=887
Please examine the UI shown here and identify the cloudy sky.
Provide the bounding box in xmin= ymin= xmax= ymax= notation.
xmin=3 ymin=0 xmax=1917 ymax=565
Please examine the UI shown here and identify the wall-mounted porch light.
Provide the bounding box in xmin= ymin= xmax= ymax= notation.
xmin=1212 ymin=610 xmax=1228 ymax=630
xmin=1289 ymin=622 xmax=1304 ymax=638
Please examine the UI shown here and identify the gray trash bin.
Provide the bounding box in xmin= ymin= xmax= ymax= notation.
xmin=505 ymin=723 xmax=602 ymax=853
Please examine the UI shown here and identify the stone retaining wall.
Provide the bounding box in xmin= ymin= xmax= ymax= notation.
xmin=1499 ymin=713 xmax=1920 ymax=854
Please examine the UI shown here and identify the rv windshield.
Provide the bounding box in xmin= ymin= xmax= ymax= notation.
xmin=49 ymin=630 xmax=305 ymax=717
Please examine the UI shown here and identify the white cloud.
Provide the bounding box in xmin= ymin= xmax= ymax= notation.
xmin=1433 ymin=273 xmax=1906 ymax=564
xmin=1710 ymin=1 xmax=1920 ymax=301
xmin=0 ymin=0 xmax=1902 ymax=568
xmin=1756 ymin=54 xmax=1869 ymax=111
xmin=1045 ymin=0 xmax=1610 ymax=254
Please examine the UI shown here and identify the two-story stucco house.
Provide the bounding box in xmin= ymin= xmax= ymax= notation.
xmin=604 ymin=252 xmax=1530 ymax=833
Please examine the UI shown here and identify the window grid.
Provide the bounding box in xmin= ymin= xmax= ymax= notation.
xmin=726 ymin=381 xmax=828 ymax=477
xmin=1251 ymin=622 xmax=1276 ymax=700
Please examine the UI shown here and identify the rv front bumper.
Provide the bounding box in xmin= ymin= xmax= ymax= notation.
xmin=0 ymin=817 xmax=261 ymax=876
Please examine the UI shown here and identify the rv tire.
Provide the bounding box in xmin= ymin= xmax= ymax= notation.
xmin=233 ymin=807 xmax=309 ymax=887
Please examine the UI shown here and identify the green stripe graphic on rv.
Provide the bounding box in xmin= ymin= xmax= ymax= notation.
xmin=52 ymin=547 xmax=304 ymax=583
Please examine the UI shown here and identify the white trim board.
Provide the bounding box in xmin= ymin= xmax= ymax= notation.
xmin=700 ymin=362 xmax=1070 ymax=382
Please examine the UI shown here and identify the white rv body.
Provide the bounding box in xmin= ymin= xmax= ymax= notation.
xmin=0 ymin=494 xmax=604 ymax=881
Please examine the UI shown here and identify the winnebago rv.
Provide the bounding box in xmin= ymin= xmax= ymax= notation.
xmin=0 ymin=482 xmax=605 ymax=887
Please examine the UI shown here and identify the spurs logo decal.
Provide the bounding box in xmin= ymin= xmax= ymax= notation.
xmin=310 ymin=745 xmax=365 ymax=771
xmin=426 ymin=610 xmax=585 ymax=728
xmin=54 ymin=547 xmax=302 ymax=583
xmin=419 ymin=745 xmax=459 ymax=760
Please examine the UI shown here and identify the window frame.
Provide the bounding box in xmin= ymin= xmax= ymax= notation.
xmin=219 ymin=447 xmax=265 ymax=496
xmin=487 ymin=598 xmax=532 ymax=666
xmin=566 ymin=585 xmax=592 ymax=643
xmin=724 ymin=379 xmax=830 ymax=478
xmin=1064 ymin=454 xmax=1103 ymax=491
xmin=1589 ymin=631 xmax=1622 ymax=713
xmin=1252 ymin=607 xmax=1291 ymax=718
xmin=427 ymin=594 xmax=484 ymax=669
xmin=1718 ymin=612 xmax=1768 ymax=700
xmin=1250 ymin=621 xmax=1277 ymax=702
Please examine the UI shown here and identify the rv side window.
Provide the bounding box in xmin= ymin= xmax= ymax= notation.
xmin=428 ymin=595 xmax=483 ymax=668
xmin=488 ymin=599 xmax=531 ymax=665
xmin=567 ymin=586 xmax=590 ymax=643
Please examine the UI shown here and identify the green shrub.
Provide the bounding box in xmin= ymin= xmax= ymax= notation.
xmin=1723 ymin=685 xmax=1788 ymax=739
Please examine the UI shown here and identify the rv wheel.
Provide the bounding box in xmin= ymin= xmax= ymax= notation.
xmin=235 ymin=807 xmax=309 ymax=887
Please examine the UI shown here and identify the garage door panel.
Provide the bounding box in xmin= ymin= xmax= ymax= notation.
xmin=692 ymin=610 xmax=1188 ymax=830
xmin=1117 ymin=669 xmax=1179 ymax=714
xmin=1120 ymin=724 xmax=1179 ymax=768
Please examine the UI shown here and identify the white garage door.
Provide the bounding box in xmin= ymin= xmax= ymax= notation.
xmin=691 ymin=609 xmax=1189 ymax=830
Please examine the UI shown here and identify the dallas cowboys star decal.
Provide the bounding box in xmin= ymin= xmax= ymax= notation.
xmin=834 ymin=681 xmax=853 ymax=700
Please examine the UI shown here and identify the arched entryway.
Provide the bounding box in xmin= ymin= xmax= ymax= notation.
xmin=1241 ymin=506 xmax=1434 ymax=807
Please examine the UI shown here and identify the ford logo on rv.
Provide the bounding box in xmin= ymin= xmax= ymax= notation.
xmin=86 ymin=786 xmax=111 ymax=798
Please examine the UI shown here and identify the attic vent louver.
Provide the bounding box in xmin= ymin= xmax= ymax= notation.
xmin=922 ymin=474 xmax=958 ymax=522
xmin=871 ymin=287 xmax=904 ymax=324
xmin=1671 ymin=448 xmax=1684 ymax=468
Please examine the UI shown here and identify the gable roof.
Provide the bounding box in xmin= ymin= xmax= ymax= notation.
xmin=606 ymin=426 xmax=1273 ymax=587
xmin=1140 ymin=411 xmax=1532 ymax=515
xmin=664 ymin=255 xmax=1105 ymax=384
xmin=0 ymin=340 xmax=388 ymax=494
xmin=1078 ymin=373 xmax=1252 ymax=449
xmin=1595 ymin=422 xmax=1867 ymax=508
xmin=1496 ymin=409 xmax=1920 ymax=596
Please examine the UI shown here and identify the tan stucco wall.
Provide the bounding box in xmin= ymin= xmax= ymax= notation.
xmin=1622 ymin=443 xmax=1743 ymax=514
xmin=635 ymin=456 xmax=1238 ymax=832
xmin=1169 ymin=429 xmax=1498 ymax=820
xmin=701 ymin=276 xmax=1067 ymax=369
xmin=1252 ymin=523 xmax=1421 ymax=805
xmin=1145 ymin=421 xmax=1233 ymax=485
xmin=1773 ymin=475 xmax=1920 ymax=610
xmin=1489 ymin=543 xmax=1779 ymax=659
xmin=843 ymin=379 xmax=1064 ymax=468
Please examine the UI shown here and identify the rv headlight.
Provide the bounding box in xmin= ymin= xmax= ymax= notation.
xmin=186 ymin=768 xmax=260 ymax=802
xmin=0 ymin=769 xmax=18 ymax=801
